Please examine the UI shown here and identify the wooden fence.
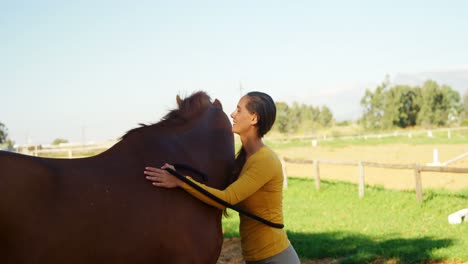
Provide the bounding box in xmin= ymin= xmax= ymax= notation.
xmin=19 ymin=141 xmax=118 ymax=158
xmin=268 ymin=126 xmax=468 ymax=142
xmin=283 ymin=157 xmax=468 ymax=203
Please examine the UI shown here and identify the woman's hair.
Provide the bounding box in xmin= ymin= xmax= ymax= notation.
xmin=233 ymin=91 xmax=276 ymax=177
xmin=244 ymin=91 xmax=276 ymax=138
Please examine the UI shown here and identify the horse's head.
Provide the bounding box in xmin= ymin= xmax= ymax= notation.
xmin=122 ymin=91 xmax=235 ymax=189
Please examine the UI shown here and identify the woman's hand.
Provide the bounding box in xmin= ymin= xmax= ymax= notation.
xmin=144 ymin=163 xmax=184 ymax=188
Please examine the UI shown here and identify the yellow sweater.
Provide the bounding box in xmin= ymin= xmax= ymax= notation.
xmin=181 ymin=146 xmax=290 ymax=261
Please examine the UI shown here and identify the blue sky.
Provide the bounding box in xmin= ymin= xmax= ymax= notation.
xmin=2 ymin=0 xmax=468 ymax=145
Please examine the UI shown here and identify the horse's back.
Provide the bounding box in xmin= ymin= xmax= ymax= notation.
xmin=0 ymin=152 xmax=56 ymax=263
xmin=0 ymin=151 xmax=222 ymax=264
xmin=0 ymin=151 xmax=57 ymax=216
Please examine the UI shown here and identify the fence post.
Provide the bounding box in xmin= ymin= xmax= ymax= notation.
xmin=358 ymin=161 xmax=365 ymax=198
xmin=281 ymin=157 xmax=288 ymax=189
xmin=414 ymin=163 xmax=423 ymax=203
xmin=68 ymin=149 xmax=73 ymax=158
xmin=313 ymin=159 xmax=320 ymax=191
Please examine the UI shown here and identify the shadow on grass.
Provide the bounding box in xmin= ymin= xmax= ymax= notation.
xmin=288 ymin=231 xmax=454 ymax=263
xmin=422 ymin=189 xmax=468 ymax=203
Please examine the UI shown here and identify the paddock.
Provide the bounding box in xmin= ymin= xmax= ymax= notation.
xmin=278 ymin=144 xmax=468 ymax=191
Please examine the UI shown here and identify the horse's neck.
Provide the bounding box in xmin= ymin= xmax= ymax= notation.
xmin=101 ymin=131 xmax=173 ymax=161
xmin=101 ymin=137 xmax=143 ymax=158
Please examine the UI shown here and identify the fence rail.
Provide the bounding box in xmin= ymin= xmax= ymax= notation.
xmin=283 ymin=157 xmax=468 ymax=203
xmin=268 ymin=126 xmax=468 ymax=142
xmin=19 ymin=143 xmax=117 ymax=158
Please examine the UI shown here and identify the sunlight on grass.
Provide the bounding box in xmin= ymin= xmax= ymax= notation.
xmin=222 ymin=178 xmax=468 ymax=263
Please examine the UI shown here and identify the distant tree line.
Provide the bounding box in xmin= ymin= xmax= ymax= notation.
xmin=0 ymin=122 xmax=8 ymax=143
xmin=272 ymin=77 xmax=468 ymax=135
xmin=52 ymin=138 xmax=69 ymax=145
xmin=0 ymin=122 xmax=70 ymax=148
xmin=273 ymin=101 xmax=334 ymax=134
xmin=360 ymin=76 xmax=467 ymax=130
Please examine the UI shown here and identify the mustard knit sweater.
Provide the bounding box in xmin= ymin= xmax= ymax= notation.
xmin=181 ymin=146 xmax=290 ymax=261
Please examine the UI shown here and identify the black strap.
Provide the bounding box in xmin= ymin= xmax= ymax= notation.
xmin=165 ymin=167 xmax=284 ymax=229
xmin=173 ymin=163 xmax=208 ymax=182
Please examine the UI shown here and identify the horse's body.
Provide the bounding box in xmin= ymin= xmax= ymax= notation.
xmin=0 ymin=92 xmax=235 ymax=264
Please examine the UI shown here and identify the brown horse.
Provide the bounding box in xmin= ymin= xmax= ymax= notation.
xmin=0 ymin=91 xmax=235 ymax=264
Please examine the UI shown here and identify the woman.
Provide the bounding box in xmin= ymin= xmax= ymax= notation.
xmin=144 ymin=91 xmax=300 ymax=264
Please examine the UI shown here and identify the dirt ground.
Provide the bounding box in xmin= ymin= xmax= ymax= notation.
xmin=217 ymin=144 xmax=468 ymax=263
xmin=277 ymin=144 xmax=468 ymax=191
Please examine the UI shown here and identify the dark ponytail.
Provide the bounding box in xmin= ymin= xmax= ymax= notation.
xmin=233 ymin=147 xmax=246 ymax=178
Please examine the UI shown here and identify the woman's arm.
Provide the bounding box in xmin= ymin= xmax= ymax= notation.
xmin=145 ymin=159 xmax=274 ymax=210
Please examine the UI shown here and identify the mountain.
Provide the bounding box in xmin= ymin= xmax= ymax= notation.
xmin=393 ymin=69 xmax=468 ymax=95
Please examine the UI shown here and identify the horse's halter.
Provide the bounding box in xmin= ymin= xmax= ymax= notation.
xmin=167 ymin=164 xmax=284 ymax=229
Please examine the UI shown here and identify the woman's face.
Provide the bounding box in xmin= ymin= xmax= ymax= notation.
xmin=230 ymin=96 xmax=257 ymax=135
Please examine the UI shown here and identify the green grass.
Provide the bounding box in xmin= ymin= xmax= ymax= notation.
xmin=222 ymin=178 xmax=468 ymax=263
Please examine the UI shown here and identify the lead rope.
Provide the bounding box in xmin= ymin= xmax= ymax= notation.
xmin=168 ymin=165 xmax=284 ymax=229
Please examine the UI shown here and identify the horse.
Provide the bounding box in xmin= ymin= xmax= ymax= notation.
xmin=0 ymin=91 xmax=235 ymax=264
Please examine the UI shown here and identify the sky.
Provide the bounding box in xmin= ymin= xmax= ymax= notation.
xmin=1 ymin=0 xmax=468 ymax=145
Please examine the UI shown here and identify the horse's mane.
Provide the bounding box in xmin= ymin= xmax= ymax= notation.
xmin=121 ymin=91 xmax=212 ymax=140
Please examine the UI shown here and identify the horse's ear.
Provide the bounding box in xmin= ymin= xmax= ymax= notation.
xmin=213 ymin=99 xmax=223 ymax=110
xmin=176 ymin=95 xmax=183 ymax=108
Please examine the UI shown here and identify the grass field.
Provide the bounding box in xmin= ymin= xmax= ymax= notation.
xmin=220 ymin=178 xmax=468 ymax=263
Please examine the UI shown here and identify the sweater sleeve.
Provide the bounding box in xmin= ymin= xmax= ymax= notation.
xmin=180 ymin=156 xmax=273 ymax=210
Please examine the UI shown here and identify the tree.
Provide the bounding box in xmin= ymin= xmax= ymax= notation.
xmin=360 ymin=76 xmax=390 ymax=129
xmin=0 ymin=122 xmax=8 ymax=144
xmin=52 ymin=138 xmax=69 ymax=145
xmin=274 ymin=102 xmax=290 ymax=133
xmin=299 ymin=104 xmax=321 ymax=133
xmin=274 ymin=101 xmax=334 ymax=134
xmin=318 ymin=106 xmax=333 ymax=127
xmin=441 ymin=84 xmax=462 ymax=125
xmin=398 ymin=88 xmax=420 ymax=127
xmin=360 ymin=77 xmax=462 ymax=129
xmin=417 ymin=80 xmax=461 ymax=126
xmin=0 ymin=122 xmax=15 ymax=150
xmin=384 ymin=85 xmax=420 ymax=128
xmin=288 ymin=102 xmax=302 ymax=133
